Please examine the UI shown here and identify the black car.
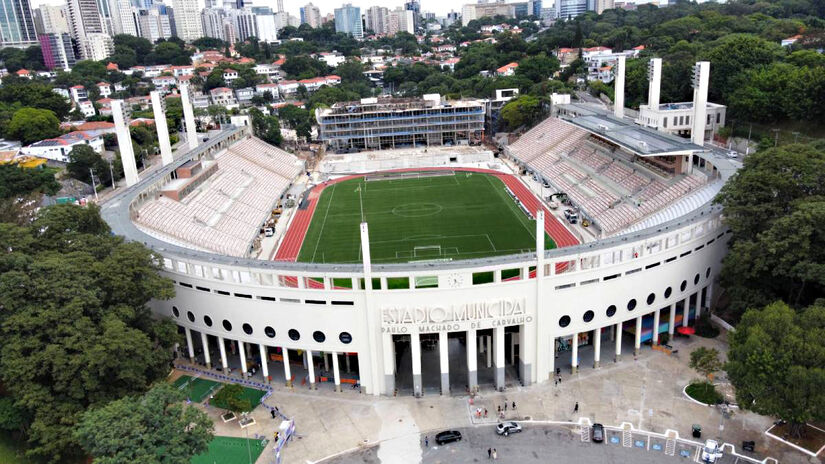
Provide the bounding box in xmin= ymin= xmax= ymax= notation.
xmin=592 ymin=423 xmax=605 ymax=443
xmin=435 ymin=430 xmax=462 ymax=445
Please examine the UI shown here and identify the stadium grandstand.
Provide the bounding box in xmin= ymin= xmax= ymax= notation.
xmin=133 ymin=136 xmax=303 ymax=257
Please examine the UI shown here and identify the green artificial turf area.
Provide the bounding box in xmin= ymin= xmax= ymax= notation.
xmin=297 ymin=171 xmax=554 ymax=264
xmin=209 ymin=385 xmax=268 ymax=411
xmin=191 ymin=436 xmax=267 ymax=464
xmin=172 ymin=375 xmax=222 ymax=403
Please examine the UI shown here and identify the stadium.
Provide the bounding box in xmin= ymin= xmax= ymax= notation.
xmin=102 ymin=59 xmax=737 ymax=397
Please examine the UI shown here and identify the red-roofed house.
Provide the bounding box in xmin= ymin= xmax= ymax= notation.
xmin=16 ymin=69 xmax=32 ymax=79
xmin=210 ymin=87 xmax=237 ymax=107
xmin=496 ymin=62 xmax=519 ymax=76
xmin=96 ymin=82 xmax=112 ymax=97
xmin=782 ymin=34 xmax=802 ymax=47
xmin=106 ymin=62 xmax=119 ymax=71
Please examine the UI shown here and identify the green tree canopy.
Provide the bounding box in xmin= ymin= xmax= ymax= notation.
xmin=0 ymin=164 xmax=59 ymax=199
xmin=499 ymin=95 xmax=543 ymax=131
xmin=0 ymin=204 xmax=177 ymax=462
xmin=516 ymin=53 xmax=560 ymax=83
xmin=726 ymin=301 xmax=825 ymax=438
xmin=249 ymin=108 xmax=283 ymax=146
xmin=689 ymin=347 xmax=723 ymax=379
xmin=715 ymin=142 xmax=825 ymax=316
xmin=7 ymin=107 xmax=61 ymax=145
xmin=67 ymin=144 xmax=116 ymax=186
xmin=75 ymin=383 xmax=213 ymax=464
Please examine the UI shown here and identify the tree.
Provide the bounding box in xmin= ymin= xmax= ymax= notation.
xmin=516 ymin=53 xmax=560 ymax=83
xmin=689 ymin=347 xmax=723 ymax=380
xmin=249 ymin=108 xmax=282 ymax=146
xmin=0 ymin=205 xmax=177 ymax=462
xmin=0 ymin=81 xmax=72 ymax=119
xmin=0 ymin=164 xmax=59 ymax=199
xmin=75 ymin=384 xmax=214 ymax=464
xmin=67 ymin=144 xmax=114 ymax=185
xmin=715 ymin=142 xmax=825 ymax=316
xmin=726 ymin=301 xmax=825 ymax=438
xmin=212 ymin=384 xmax=252 ymax=413
xmin=6 ymin=107 xmax=61 ymax=145
xmin=499 ymin=95 xmax=543 ymax=131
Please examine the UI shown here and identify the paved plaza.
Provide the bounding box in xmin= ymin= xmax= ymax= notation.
xmin=186 ymin=332 xmax=809 ymax=464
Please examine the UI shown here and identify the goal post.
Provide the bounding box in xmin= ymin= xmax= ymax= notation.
xmin=413 ymin=245 xmax=442 ymax=258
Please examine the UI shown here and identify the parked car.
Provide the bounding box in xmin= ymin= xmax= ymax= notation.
xmin=701 ymin=439 xmax=724 ymax=463
xmin=496 ymin=422 xmax=522 ymax=436
xmin=564 ymin=209 xmax=579 ymax=224
xmin=592 ymin=423 xmax=604 ymax=443
xmin=726 ymin=150 xmax=738 ymax=159
xmin=435 ymin=430 xmax=462 ymax=445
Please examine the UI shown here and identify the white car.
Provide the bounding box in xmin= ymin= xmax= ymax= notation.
xmin=726 ymin=150 xmax=738 ymax=159
xmin=496 ymin=422 xmax=522 ymax=436
xmin=701 ymin=439 xmax=724 ymax=463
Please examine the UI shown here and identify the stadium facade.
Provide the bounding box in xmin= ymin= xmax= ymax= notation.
xmin=315 ymin=94 xmax=486 ymax=152
xmin=101 ymin=60 xmax=734 ymax=397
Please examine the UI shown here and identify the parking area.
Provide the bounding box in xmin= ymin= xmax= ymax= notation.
xmin=323 ymin=424 xmax=752 ymax=464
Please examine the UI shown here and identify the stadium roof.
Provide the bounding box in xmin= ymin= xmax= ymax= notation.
xmin=558 ymin=104 xmax=704 ymax=157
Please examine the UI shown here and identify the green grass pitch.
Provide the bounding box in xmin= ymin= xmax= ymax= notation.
xmin=172 ymin=375 xmax=221 ymax=403
xmin=297 ymin=172 xmax=554 ymax=264
xmin=191 ymin=436 xmax=267 ymax=464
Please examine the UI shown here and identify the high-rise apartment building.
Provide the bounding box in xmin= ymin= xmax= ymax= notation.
xmin=109 ymin=0 xmax=138 ymax=35
xmin=251 ymin=6 xmax=278 ymax=42
xmin=0 ymin=0 xmax=38 ymax=47
xmin=39 ymin=32 xmax=76 ymax=70
xmin=555 ymin=0 xmax=587 ymax=19
xmin=365 ymin=6 xmax=388 ymax=34
xmin=135 ymin=5 xmax=173 ymax=42
xmin=67 ymin=0 xmax=106 ymax=59
xmin=300 ymin=2 xmax=321 ymax=28
xmin=170 ymin=0 xmax=202 ymax=41
xmin=404 ymin=0 xmax=419 ymax=31
xmin=387 ymin=7 xmax=413 ymax=35
xmin=86 ymin=32 xmax=114 ymax=60
xmin=228 ymin=7 xmax=256 ymax=41
xmin=333 ymin=3 xmax=362 ymax=39
xmin=593 ymin=0 xmax=613 ymax=14
xmin=201 ymin=8 xmax=225 ymax=40
xmin=34 ymin=5 xmax=69 ymax=34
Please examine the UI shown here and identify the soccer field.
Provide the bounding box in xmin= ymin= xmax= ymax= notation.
xmin=296 ymin=171 xmax=554 ymax=264
xmin=191 ymin=436 xmax=267 ymax=464
xmin=172 ymin=375 xmax=221 ymax=403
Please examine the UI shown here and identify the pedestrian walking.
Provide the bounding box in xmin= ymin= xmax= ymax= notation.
xmin=425 ymin=436 xmax=429 ymax=447
xmin=574 ymin=402 xmax=579 ymax=413
xmin=488 ymin=448 xmax=492 ymax=459
xmin=497 ymin=405 xmax=501 ymax=413
xmin=493 ymin=448 xmax=497 ymax=460
xmin=270 ymin=409 xmax=276 ymax=419
xmin=484 ymin=408 xmax=488 ymax=418
xmin=512 ymin=401 xmax=516 ymax=410
xmin=504 ymin=403 xmax=507 ymax=411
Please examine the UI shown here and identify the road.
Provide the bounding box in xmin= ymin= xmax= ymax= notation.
xmin=322 ymin=424 xmax=741 ymax=464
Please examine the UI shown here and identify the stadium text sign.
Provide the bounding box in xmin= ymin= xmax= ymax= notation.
xmin=381 ymin=298 xmax=531 ymax=333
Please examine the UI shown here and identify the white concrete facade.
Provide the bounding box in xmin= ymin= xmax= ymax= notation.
xmin=112 ymin=99 xmax=139 ymax=186
xmin=144 ymin=203 xmax=726 ymax=396
xmin=150 ymin=91 xmax=174 ymax=166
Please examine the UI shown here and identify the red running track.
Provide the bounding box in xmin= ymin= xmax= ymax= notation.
xmin=274 ymin=167 xmax=579 ymax=262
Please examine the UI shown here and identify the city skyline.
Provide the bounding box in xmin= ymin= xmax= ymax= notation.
xmin=28 ymin=0 xmax=494 ymax=21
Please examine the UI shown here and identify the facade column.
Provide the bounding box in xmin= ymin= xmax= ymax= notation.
xmin=571 ymin=332 xmax=579 ymax=374
xmin=683 ymin=297 xmax=690 ymax=327
xmin=593 ymin=327 xmax=601 ymax=368
xmin=438 ymin=332 xmax=449 ymax=395
xmin=306 ymin=350 xmax=316 ymax=389
xmin=614 ymin=322 xmax=622 ymax=362
xmin=668 ymin=304 xmax=676 ymax=337
xmin=411 ymin=332 xmax=422 ymax=396
xmin=259 ymin=344 xmax=269 ymax=383
xmin=697 ymin=289 xmax=704 ymax=318
xmin=238 ymin=339 xmax=247 ymax=377
xmin=283 ymin=348 xmax=292 ymax=387
xmin=360 ymin=222 xmax=380 ymax=396
xmin=332 ymin=352 xmax=341 ymax=392
xmin=466 ymin=328 xmax=478 ymax=393
xmin=652 ymin=309 xmax=661 ymax=345
xmin=534 ymin=211 xmax=547 ymax=385
xmin=218 ymin=336 xmax=229 ymax=372
xmin=184 ymin=327 xmax=195 ymax=360
xmin=323 ymin=352 xmax=329 ymax=372
xmin=519 ymin=323 xmax=535 ymax=387
xmin=634 ymin=316 xmax=642 ymax=357
xmin=200 ymin=332 xmax=211 ymax=369
xmin=150 ymin=90 xmax=173 ymax=165
xmin=509 ymin=333 xmax=517 ymax=365
xmin=495 ymin=326 xmax=505 ymax=390
xmin=180 ymin=82 xmax=199 ymax=150
xmin=382 ymin=333 xmax=395 ymax=394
